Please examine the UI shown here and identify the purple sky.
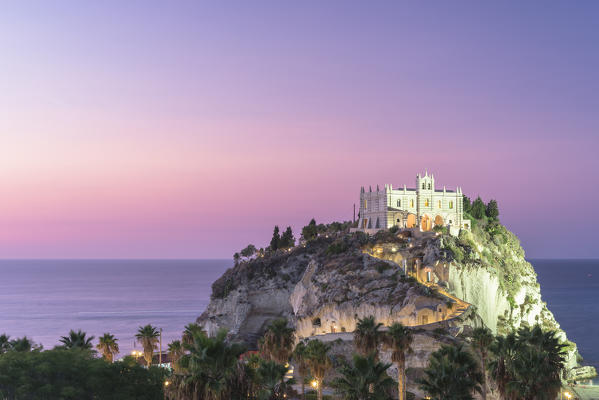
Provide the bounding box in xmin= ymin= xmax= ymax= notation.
xmin=0 ymin=2 xmax=598 ymax=259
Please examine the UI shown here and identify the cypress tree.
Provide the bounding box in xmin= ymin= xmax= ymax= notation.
xmin=270 ymin=226 xmax=281 ymax=250
xmin=471 ymin=197 xmax=486 ymax=220
xmin=486 ymin=199 xmax=499 ymax=220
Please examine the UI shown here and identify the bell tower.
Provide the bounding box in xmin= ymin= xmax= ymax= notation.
xmin=416 ymin=171 xmax=434 ymax=193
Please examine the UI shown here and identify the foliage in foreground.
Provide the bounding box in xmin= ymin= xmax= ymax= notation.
xmin=417 ymin=343 xmax=482 ymax=400
xmin=332 ymin=353 xmax=394 ymax=400
xmin=0 ymin=348 xmax=166 ymax=400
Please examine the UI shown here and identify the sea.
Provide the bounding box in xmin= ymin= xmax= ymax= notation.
xmin=0 ymin=259 xmax=597 ymax=373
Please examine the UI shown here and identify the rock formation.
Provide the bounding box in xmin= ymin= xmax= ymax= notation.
xmin=198 ymin=220 xmax=596 ymax=393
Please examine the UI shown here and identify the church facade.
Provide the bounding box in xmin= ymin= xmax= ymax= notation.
xmin=358 ymin=172 xmax=470 ymax=232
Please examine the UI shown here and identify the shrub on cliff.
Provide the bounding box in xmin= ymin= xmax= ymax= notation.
xmin=279 ymin=226 xmax=295 ymax=248
xmin=485 ymin=199 xmax=499 ymax=220
xmin=302 ymin=219 xmax=318 ymax=241
xmin=326 ymin=239 xmax=349 ymax=255
xmin=471 ymin=197 xmax=486 ymax=220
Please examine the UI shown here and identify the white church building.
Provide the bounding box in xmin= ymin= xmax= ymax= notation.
xmin=357 ymin=172 xmax=470 ymax=233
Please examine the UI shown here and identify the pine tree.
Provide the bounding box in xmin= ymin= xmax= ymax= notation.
xmin=301 ymin=219 xmax=318 ymax=241
xmin=280 ymin=226 xmax=295 ymax=248
xmin=463 ymin=196 xmax=472 ymax=213
xmin=270 ymin=226 xmax=281 ymax=250
xmin=485 ymin=200 xmax=499 ymax=220
xmin=471 ymin=197 xmax=486 ymax=220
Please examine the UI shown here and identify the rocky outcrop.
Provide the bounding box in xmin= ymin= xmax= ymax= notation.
xmin=198 ymin=222 xmax=595 ymax=379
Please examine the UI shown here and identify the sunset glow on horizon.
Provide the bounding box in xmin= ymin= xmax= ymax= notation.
xmin=1 ymin=2 xmax=598 ymax=258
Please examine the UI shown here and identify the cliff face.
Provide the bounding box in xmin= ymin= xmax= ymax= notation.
xmin=198 ymin=222 xmax=594 ymax=378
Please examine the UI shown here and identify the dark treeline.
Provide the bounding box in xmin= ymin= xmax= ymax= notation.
xmin=0 ymin=318 xmax=567 ymax=400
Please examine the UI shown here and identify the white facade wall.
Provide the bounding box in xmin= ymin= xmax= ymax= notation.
xmin=358 ymin=172 xmax=470 ymax=232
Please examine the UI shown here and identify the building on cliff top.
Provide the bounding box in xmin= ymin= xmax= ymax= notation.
xmin=357 ymin=171 xmax=470 ymax=234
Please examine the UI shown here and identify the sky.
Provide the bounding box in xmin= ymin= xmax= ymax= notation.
xmin=0 ymin=1 xmax=598 ymax=259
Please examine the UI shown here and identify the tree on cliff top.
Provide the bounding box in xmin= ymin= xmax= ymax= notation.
xmin=279 ymin=226 xmax=295 ymax=249
xmin=463 ymin=196 xmax=472 ymax=213
xmin=486 ymin=199 xmax=499 ymax=220
xmin=301 ymin=219 xmax=318 ymax=241
xmin=240 ymin=244 xmax=257 ymax=258
xmin=471 ymin=197 xmax=486 ymax=220
xmin=270 ymin=226 xmax=281 ymax=250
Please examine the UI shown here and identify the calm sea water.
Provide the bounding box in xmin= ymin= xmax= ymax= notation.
xmin=531 ymin=259 xmax=599 ymax=372
xmin=0 ymin=259 xmax=230 ymax=357
xmin=0 ymin=259 xmax=597 ymax=371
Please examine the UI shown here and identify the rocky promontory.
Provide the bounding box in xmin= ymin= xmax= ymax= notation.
xmin=198 ymin=220 xmax=596 ymax=389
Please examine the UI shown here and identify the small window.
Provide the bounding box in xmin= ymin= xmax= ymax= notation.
xmin=438 ymin=200 xmax=442 ymax=208
xmin=428 ymin=183 xmax=431 ymax=190
xmin=425 ymin=199 xmax=429 ymax=207
xmin=410 ymin=199 xmax=414 ymax=207
xmin=396 ymin=218 xmax=400 ymax=222
xmin=364 ymin=200 xmax=368 ymax=209
xmin=449 ymin=201 xmax=453 ymax=209
xmin=397 ymin=199 xmax=401 ymax=207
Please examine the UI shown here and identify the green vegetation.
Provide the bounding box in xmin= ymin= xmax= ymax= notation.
xmin=488 ymin=325 xmax=566 ymax=400
xmin=302 ymin=218 xmax=318 ymax=241
xmin=270 ymin=226 xmax=281 ymax=250
xmin=0 ymin=348 xmax=166 ymax=400
xmin=418 ymin=343 xmax=483 ymax=400
xmin=97 ymin=333 xmax=119 ymax=363
xmin=383 ymin=323 xmax=414 ymax=400
xmin=471 ymin=327 xmax=494 ymax=400
xmin=135 ymin=324 xmax=160 ymax=367
xmin=332 ymin=353 xmax=394 ymax=400
xmin=353 ymin=316 xmax=384 ymax=358
xmin=259 ymin=318 xmax=295 ymax=364
xmin=59 ymin=329 xmax=94 ymax=350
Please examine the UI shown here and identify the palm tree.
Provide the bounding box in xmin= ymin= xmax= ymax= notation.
xmin=332 ymin=353 xmax=395 ymax=400
xmin=178 ymin=328 xmax=246 ymax=400
xmin=0 ymin=334 xmax=10 ymax=353
xmin=96 ymin=333 xmax=119 ymax=362
xmin=255 ymin=358 xmax=289 ymax=400
xmin=259 ymin=318 xmax=295 ymax=364
xmin=293 ymin=341 xmax=310 ymax=400
xmin=135 ymin=324 xmax=160 ymax=367
xmin=471 ymin=327 xmax=494 ymax=400
xmin=182 ymin=322 xmax=205 ymax=345
xmin=9 ymin=336 xmax=34 ymax=352
xmin=488 ymin=325 xmax=566 ymax=400
xmin=59 ymin=329 xmax=94 ymax=350
xmin=305 ymin=339 xmax=332 ymax=400
xmin=417 ymin=343 xmax=482 ymax=400
xmin=488 ymin=332 xmax=518 ymax=400
xmin=354 ymin=316 xmax=384 ymax=358
xmin=168 ymin=339 xmax=185 ymax=373
xmin=383 ymin=322 xmax=413 ymax=400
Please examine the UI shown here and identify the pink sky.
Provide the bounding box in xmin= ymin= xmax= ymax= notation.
xmin=0 ymin=2 xmax=598 ymax=258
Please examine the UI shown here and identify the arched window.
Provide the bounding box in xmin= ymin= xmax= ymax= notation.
xmin=425 ymin=199 xmax=429 ymax=207
xmin=422 ymin=182 xmax=426 ymax=189
xmin=410 ymin=199 xmax=414 ymax=208
xmin=428 ymin=183 xmax=431 ymax=190
xmin=364 ymin=200 xmax=368 ymax=209
xmin=397 ymin=199 xmax=401 ymax=207
xmin=438 ymin=200 xmax=442 ymax=208
xmin=449 ymin=201 xmax=453 ymax=209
